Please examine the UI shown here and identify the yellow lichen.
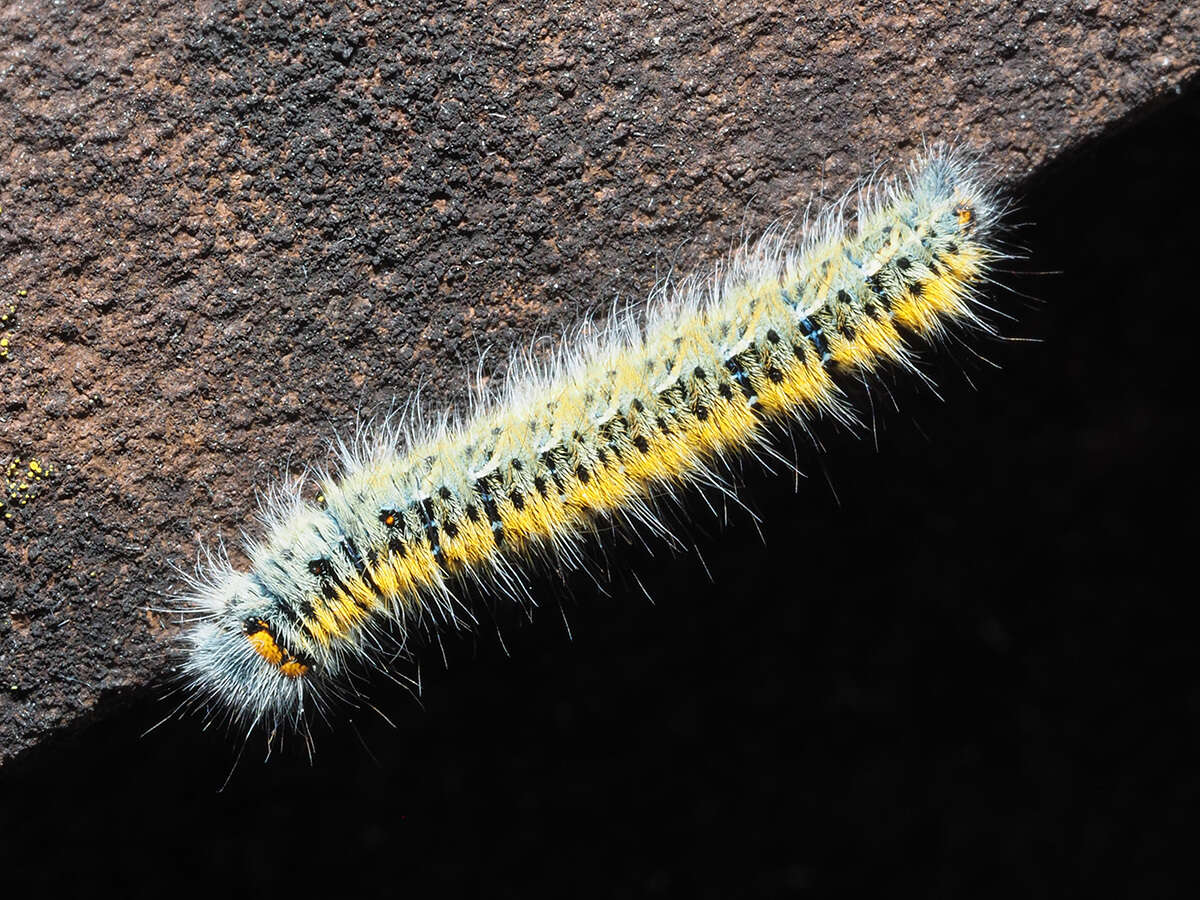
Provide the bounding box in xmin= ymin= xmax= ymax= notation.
xmin=1 ymin=291 xmax=20 ymax=360
xmin=2 ymin=457 xmax=54 ymax=520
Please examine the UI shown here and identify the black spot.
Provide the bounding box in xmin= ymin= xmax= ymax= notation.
xmin=724 ymin=354 xmax=756 ymax=401
xmin=534 ymin=476 xmax=549 ymax=498
xmin=695 ymin=405 xmax=709 ymax=421
xmin=379 ymin=508 xmax=401 ymax=528
xmin=387 ymin=537 xmax=407 ymax=557
xmin=315 ymin=554 xmax=368 ymax=605
xmin=242 ymin=617 xmax=267 ymax=635
xmin=576 ymin=465 xmax=591 ymax=483
xmin=596 ymin=447 xmax=609 ymax=464
xmin=766 ymin=329 xmax=780 ymax=344
xmin=836 ymin=289 xmax=851 ymax=304
xmin=631 ymin=398 xmax=645 ymax=413
xmin=474 ymin=476 xmax=504 ymax=545
xmin=273 ymin=599 xmax=300 ymax=627
xmin=800 ymin=318 xmax=830 ymax=359
xmin=339 ymin=536 xmax=368 ymax=575
xmin=437 ymin=485 xmax=452 ymax=500
xmin=633 ymin=435 xmax=650 ymax=453
xmin=466 ymin=503 xmax=480 ymax=522
xmin=718 ymin=383 xmax=734 ymax=400
xmin=839 ymin=322 xmax=857 ymax=341
xmin=867 ymin=274 xmax=891 ymax=310
xmin=599 ymin=418 xmax=627 ymax=462
xmin=693 ymin=366 xmax=707 ymax=380
xmin=511 ymin=458 xmax=523 ymax=471
xmin=864 ymin=302 xmax=880 ymax=320
xmin=767 ymin=367 xmax=783 ymax=384
xmin=419 ymin=498 xmax=447 ymax=567
xmin=897 ymin=256 xmax=911 ymax=271
xmin=792 ymin=343 xmax=807 ymax=363
xmin=510 ymin=488 xmax=525 ymax=511
xmin=540 ymin=448 xmax=568 ymax=494
xmin=443 ymin=520 xmax=459 ymax=539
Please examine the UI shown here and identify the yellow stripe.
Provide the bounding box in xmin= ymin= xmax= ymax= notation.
xmin=298 ymin=207 xmax=991 ymax=640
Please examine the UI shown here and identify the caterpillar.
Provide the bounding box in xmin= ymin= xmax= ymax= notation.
xmin=178 ymin=148 xmax=1004 ymax=740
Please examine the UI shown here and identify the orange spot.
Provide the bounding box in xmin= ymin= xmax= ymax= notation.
xmin=955 ymin=204 xmax=974 ymax=228
xmin=246 ymin=628 xmax=283 ymax=667
xmin=245 ymin=620 xmax=309 ymax=678
xmin=279 ymin=660 xmax=310 ymax=679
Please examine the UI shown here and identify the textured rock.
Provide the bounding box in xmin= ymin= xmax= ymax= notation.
xmin=0 ymin=0 xmax=1196 ymax=764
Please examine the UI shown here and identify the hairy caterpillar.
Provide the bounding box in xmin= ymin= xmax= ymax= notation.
xmin=178 ymin=149 xmax=1004 ymax=738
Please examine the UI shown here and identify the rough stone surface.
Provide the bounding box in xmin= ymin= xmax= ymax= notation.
xmin=0 ymin=0 xmax=1196 ymax=765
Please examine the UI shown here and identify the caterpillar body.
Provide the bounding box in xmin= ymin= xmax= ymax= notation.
xmin=180 ymin=150 xmax=1003 ymax=736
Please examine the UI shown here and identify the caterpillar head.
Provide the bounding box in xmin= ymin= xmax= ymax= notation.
xmin=180 ymin=571 xmax=317 ymax=732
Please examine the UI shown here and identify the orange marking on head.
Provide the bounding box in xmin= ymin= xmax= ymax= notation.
xmin=279 ymin=660 xmax=309 ymax=679
xmin=246 ymin=625 xmax=284 ymax=667
xmin=244 ymin=619 xmax=309 ymax=678
xmin=955 ymin=204 xmax=974 ymax=228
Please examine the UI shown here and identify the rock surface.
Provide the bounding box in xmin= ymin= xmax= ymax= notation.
xmin=0 ymin=0 xmax=1196 ymax=764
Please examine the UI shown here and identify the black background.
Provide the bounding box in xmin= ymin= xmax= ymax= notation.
xmin=2 ymin=88 xmax=1197 ymax=898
